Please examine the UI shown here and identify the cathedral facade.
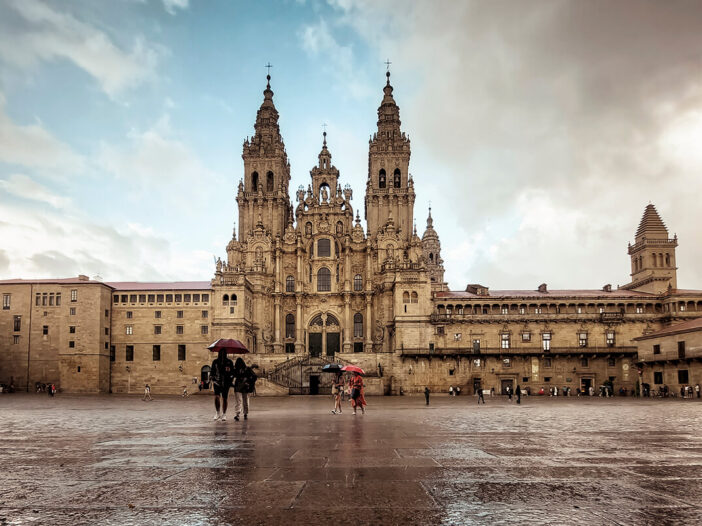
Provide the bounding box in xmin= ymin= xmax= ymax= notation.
xmin=1 ymin=73 xmax=702 ymax=396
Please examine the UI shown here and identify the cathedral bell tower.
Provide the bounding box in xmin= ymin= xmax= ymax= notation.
xmin=623 ymin=203 xmax=678 ymax=294
xmin=364 ymin=70 xmax=415 ymax=242
xmin=310 ymin=132 xmax=340 ymax=201
xmin=422 ymin=207 xmax=446 ymax=290
xmin=236 ymin=73 xmax=292 ymax=240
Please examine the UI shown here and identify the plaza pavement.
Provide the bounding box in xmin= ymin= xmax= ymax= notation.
xmin=1 ymin=393 xmax=701 ymax=525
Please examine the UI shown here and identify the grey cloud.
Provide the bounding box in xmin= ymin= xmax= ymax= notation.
xmin=0 ymin=250 xmax=9 ymax=274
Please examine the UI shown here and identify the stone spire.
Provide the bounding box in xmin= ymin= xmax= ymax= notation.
xmin=422 ymin=207 xmax=445 ymax=288
xmin=635 ymin=203 xmax=669 ymax=242
xmin=309 ymin=130 xmax=339 ymax=201
xmin=376 ymin=70 xmax=402 ymax=138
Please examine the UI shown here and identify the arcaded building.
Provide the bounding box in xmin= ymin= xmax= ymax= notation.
xmin=2 ymin=74 xmax=702 ymax=395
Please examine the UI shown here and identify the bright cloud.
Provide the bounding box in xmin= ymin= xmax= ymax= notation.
xmin=162 ymin=0 xmax=189 ymax=16
xmin=0 ymin=173 xmax=71 ymax=209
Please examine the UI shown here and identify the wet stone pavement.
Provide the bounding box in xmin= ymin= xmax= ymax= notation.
xmin=1 ymin=394 xmax=701 ymax=525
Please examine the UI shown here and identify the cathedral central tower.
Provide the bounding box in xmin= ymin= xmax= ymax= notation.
xmin=364 ymin=71 xmax=415 ymax=242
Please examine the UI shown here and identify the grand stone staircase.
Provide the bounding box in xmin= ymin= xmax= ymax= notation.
xmin=266 ymin=355 xmax=350 ymax=395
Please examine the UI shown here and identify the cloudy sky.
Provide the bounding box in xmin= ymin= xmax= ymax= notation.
xmin=1 ymin=0 xmax=701 ymax=290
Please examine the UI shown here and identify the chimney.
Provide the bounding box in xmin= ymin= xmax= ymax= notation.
xmin=538 ymin=283 xmax=548 ymax=293
xmin=602 ymin=284 xmax=612 ymax=292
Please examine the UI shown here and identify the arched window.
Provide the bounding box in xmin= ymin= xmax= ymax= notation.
xmin=665 ymin=253 xmax=670 ymax=266
xmin=354 ymin=274 xmax=363 ymax=291
xmin=393 ymin=168 xmax=401 ymax=188
xmin=403 ymin=291 xmax=410 ymax=303
xmin=429 ymin=253 xmax=434 ymax=263
xmin=231 ymin=294 xmax=237 ymax=305
xmin=317 ymin=267 xmax=331 ymax=291
xmin=266 ymin=171 xmax=274 ymax=192
xmin=251 ymin=171 xmax=259 ymax=191
xmin=318 ymin=238 xmax=331 ymax=257
xmin=411 ymin=291 xmax=418 ymax=304
xmin=285 ymin=314 xmax=295 ymax=339
xmin=336 ymin=221 xmax=343 ymax=235
xmin=353 ymin=313 xmax=363 ymax=338
xmin=286 ymin=275 xmax=295 ymax=293
xmin=379 ymin=169 xmax=386 ymax=189
xmin=305 ymin=222 xmax=312 ymax=236
xmin=223 ymin=294 xmax=229 ymax=305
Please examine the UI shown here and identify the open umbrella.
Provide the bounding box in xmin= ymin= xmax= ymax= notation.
xmin=321 ymin=364 xmax=343 ymax=373
xmin=341 ymin=365 xmax=364 ymax=375
xmin=207 ymin=339 xmax=249 ymax=354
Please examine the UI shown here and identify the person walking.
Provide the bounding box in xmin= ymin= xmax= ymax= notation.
xmin=142 ymin=384 xmax=152 ymax=401
xmin=350 ymin=372 xmax=365 ymax=415
xmin=696 ymin=384 xmax=700 ymax=399
xmin=516 ymin=384 xmax=522 ymax=405
xmin=424 ymin=386 xmax=430 ymax=406
xmin=507 ymin=385 xmax=512 ymax=402
xmin=332 ymin=372 xmax=343 ymax=414
xmin=211 ymin=349 xmax=234 ymax=421
xmin=478 ymin=388 xmax=485 ymax=404
xmin=449 ymin=385 xmax=454 ymax=397
xmin=233 ymin=358 xmax=256 ymax=421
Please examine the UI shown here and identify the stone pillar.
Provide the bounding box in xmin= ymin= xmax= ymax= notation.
xmin=343 ymin=294 xmax=351 ymax=353
xmin=365 ymin=295 xmax=372 ymax=352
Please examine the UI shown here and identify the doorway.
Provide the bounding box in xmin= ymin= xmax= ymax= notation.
xmin=581 ymin=377 xmax=593 ymax=394
xmin=472 ymin=378 xmax=482 ymax=395
xmin=200 ymin=365 xmax=211 ymax=389
xmin=309 ymin=333 xmax=322 ymax=357
xmin=309 ymin=375 xmax=320 ymax=395
xmin=326 ymin=332 xmax=339 ymax=356
xmin=501 ymin=379 xmax=514 ymax=395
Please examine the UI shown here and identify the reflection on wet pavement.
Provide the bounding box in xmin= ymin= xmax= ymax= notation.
xmin=1 ymin=394 xmax=701 ymax=525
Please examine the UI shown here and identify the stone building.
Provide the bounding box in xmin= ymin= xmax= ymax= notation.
xmin=2 ymin=74 xmax=702 ymax=395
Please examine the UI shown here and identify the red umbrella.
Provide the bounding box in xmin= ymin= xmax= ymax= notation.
xmin=341 ymin=365 xmax=364 ymax=375
xmin=207 ymin=339 xmax=249 ymax=354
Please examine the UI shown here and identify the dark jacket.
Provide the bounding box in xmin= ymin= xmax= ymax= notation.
xmin=234 ymin=366 xmax=257 ymax=393
xmin=211 ymin=357 xmax=235 ymax=386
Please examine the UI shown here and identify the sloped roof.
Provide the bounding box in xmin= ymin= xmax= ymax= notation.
xmin=635 ymin=204 xmax=668 ymax=239
xmin=436 ymin=289 xmax=656 ymax=300
xmin=0 ymin=277 xmax=106 ymax=286
xmin=634 ymin=317 xmax=702 ymax=341
xmin=107 ymin=281 xmax=211 ymax=291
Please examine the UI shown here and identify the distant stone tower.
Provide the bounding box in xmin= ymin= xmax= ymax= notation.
xmin=364 ymin=70 xmax=415 ymax=242
xmin=623 ymin=204 xmax=678 ymax=293
xmin=236 ymin=73 xmax=292 ymax=240
xmin=422 ymin=207 xmax=445 ymax=290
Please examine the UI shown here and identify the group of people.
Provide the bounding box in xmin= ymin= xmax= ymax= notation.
xmin=211 ymin=350 xmax=258 ymax=422
xmin=331 ymin=372 xmax=365 ymax=415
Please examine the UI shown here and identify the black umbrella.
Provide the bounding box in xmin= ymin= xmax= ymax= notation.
xmin=321 ymin=364 xmax=343 ymax=373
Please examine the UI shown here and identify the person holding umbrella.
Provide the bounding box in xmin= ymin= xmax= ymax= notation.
xmin=233 ymin=357 xmax=256 ymax=421
xmin=342 ymin=365 xmax=366 ymax=415
xmin=211 ymin=349 xmax=234 ymax=421
xmin=332 ymin=372 xmax=343 ymax=414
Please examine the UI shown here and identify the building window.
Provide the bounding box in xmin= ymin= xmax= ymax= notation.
xmin=129 ymin=294 xmax=136 ymax=303
xmin=177 ymin=310 xmax=183 ymax=318
xmin=519 ymin=307 xmax=526 ymax=314
xmin=429 ymin=343 xmax=435 ymax=352
xmin=105 ymin=327 xmax=109 ymax=336
xmin=153 ymin=345 xmax=161 ymax=361
xmin=69 ymin=341 xmax=75 ymax=348
xmin=49 ymin=293 xmax=54 ymax=306
xmin=126 ymin=325 xmax=133 ymax=335
xmin=201 ymin=325 xmax=208 ymax=335
xmin=285 ymin=342 xmax=295 ymax=353
xmin=35 ymin=294 xmax=40 ymax=306
xmin=581 ymin=358 xmax=589 ymax=367
xmin=678 ymin=341 xmax=686 ymax=359
xmin=42 ymin=293 xmax=47 ymax=306
xmin=157 ymin=294 xmax=164 ymax=302
xmin=576 ymin=306 xmax=582 ymax=314
xmin=176 ymin=325 xmax=184 ymax=335
xmin=104 ymin=309 xmax=108 ymax=318
xmin=636 ymin=306 xmax=643 ymax=314
xmin=155 ymin=311 xmax=162 ymax=319
xmin=184 ymin=294 xmax=192 ymax=303
xmin=436 ymin=326 xmax=445 ymax=335
xmin=2 ymin=294 xmax=10 ymax=309
xmin=678 ymin=369 xmax=689 ymax=384
xmin=653 ymin=344 xmax=660 ymax=355
xmin=472 ymin=339 xmax=481 ymax=352
xmin=680 ymin=304 xmax=686 ymax=312
xmin=578 ymin=332 xmax=588 ymax=347
xmin=411 ymin=292 xmax=418 ymax=304
xmin=69 ymin=326 xmax=76 ymax=334
xmin=393 ymin=168 xmax=401 ymax=188
xmin=499 ymin=333 xmax=509 ymax=349
xmin=542 ymin=333 xmax=551 ymax=351
xmin=455 ymin=333 xmax=462 ymax=342
xmin=285 ymin=314 xmax=295 ymax=339
xmin=317 ymin=267 xmax=331 ymax=291
xmin=379 ymin=168 xmax=386 ymax=188
xmin=139 ymin=294 xmax=147 ymax=303
xmin=354 ymin=313 xmax=363 ymax=338
xmin=13 ymin=316 xmax=21 ymax=332
xmin=71 ymin=289 xmax=77 ymax=302
xmin=42 ymin=325 xmax=48 ymax=335
xmin=544 ymin=376 xmax=552 ymax=382
xmin=501 ymin=307 xmax=508 ymax=315
xmin=653 ymin=371 xmax=663 ymax=384
xmin=318 ymin=238 xmax=331 ymax=257
xmin=403 ymin=291 xmax=410 ymax=304
xmin=286 ymin=276 xmax=295 ymax=292
xmin=154 ymin=325 xmax=162 ymax=335
xmin=165 ymin=294 xmax=173 ymax=302
xmin=126 ymin=311 xmax=133 ymax=319
xmin=202 ymin=310 xmax=208 ymax=319
xmin=110 ymin=345 xmax=115 ymax=362
xmin=126 ymin=345 xmax=134 ymax=361
xmin=178 ymin=344 xmax=186 ymax=361
xmin=522 ymin=332 xmax=531 ymax=342
xmin=70 ymin=307 xmax=76 ymax=315
xmin=175 ymin=294 xmax=182 ymax=302
xmin=608 ymin=357 xmax=616 ymax=366
xmin=606 ymin=330 xmax=615 ymax=347
xmin=202 ymin=294 xmax=209 ymax=303
xmin=535 ymin=306 xmax=542 ymax=314
xmin=599 ymin=307 xmax=605 ymax=314
xmin=354 ymin=274 xmax=363 ymax=291
xmin=104 ymin=342 xmax=109 ymax=350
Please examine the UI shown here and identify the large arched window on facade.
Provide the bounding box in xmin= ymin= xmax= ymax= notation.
xmin=317 ymin=267 xmax=331 ymax=291
xmin=354 ymin=274 xmax=363 ymax=291
xmin=317 ymin=238 xmax=331 ymax=257
xmin=379 ymin=169 xmax=386 ymax=189
xmin=285 ymin=314 xmax=295 ymax=339
xmin=251 ymin=171 xmax=259 ymax=191
xmin=411 ymin=291 xmax=419 ymax=304
xmin=354 ymin=313 xmax=363 ymax=338
xmin=286 ymin=275 xmax=295 ymax=293
xmin=223 ymin=294 xmax=229 ymax=305
xmin=393 ymin=168 xmax=401 ymax=188
xmin=266 ymin=171 xmax=274 ymax=192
